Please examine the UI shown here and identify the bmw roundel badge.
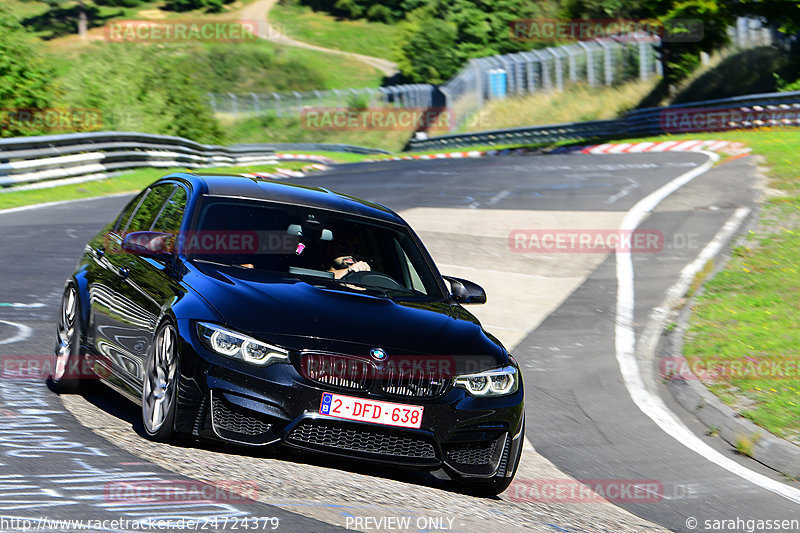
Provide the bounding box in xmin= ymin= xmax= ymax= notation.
xmin=370 ymin=348 xmax=388 ymax=361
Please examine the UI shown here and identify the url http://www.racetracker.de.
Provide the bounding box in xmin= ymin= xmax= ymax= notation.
xmin=0 ymin=516 xmax=281 ymax=531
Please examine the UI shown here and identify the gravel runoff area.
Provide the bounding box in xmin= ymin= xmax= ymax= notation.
xmin=61 ymin=393 xmax=666 ymax=533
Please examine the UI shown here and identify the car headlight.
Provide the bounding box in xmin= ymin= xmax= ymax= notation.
xmin=454 ymin=365 xmax=519 ymax=397
xmin=197 ymin=322 xmax=289 ymax=366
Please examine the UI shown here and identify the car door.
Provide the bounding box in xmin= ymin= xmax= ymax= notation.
xmin=85 ymin=189 xmax=147 ymax=386
xmin=116 ymin=184 xmax=189 ymax=392
xmin=90 ymin=183 xmax=178 ymax=398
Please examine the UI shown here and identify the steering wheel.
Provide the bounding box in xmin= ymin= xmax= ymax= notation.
xmin=341 ymin=270 xmax=405 ymax=290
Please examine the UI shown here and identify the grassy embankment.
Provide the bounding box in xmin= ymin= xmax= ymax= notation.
xmin=269 ymin=0 xmax=397 ymax=60
xmin=676 ymin=129 xmax=800 ymax=445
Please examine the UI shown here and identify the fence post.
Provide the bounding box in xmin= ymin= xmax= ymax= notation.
xmin=439 ymin=86 xmax=454 ymax=132
xmin=228 ymin=93 xmax=238 ymax=115
xmin=514 ymin=54 xmax=525 ymax=95
xmin=251 ymin=93 xmax=259 ymax=114
xmin=271 ymin=93 xmax=280 ymax=117
xmin=525 ymin=52 xmax=536 ymax=94
xmin=566 ymin=47 xmax=578 ymax=83
xmin=547 ymin=48 xmax=563 ymax=91
xmin=293 ymin=91 xmax=302 ymax=116
xmin=474 ymin=61 xmax=485 ymax=114
xmin=532 ymin=50 xmax=550 ymax=91
xmin=577 ymin=42 xmax=595 ymax=87
xmin=597 ymin=40 xmax=613 ymax=86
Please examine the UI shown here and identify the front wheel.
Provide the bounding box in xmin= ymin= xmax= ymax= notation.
xmin=50 ymin=283 xmax=83 ymax=393
xmin=142 ymin=322 xmax=179 ymax=441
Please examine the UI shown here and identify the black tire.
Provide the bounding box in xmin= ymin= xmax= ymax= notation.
xmin=50 ymin=283 xmax=84 ymax=393
xmin=142 ymin=321 xmax=179 ymax=442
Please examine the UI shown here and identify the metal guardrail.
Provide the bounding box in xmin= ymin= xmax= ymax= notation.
xmin=0 ymin=132 xmax=389 ymax=188
xmin=406 ymin=89 xmax=800 ymax=151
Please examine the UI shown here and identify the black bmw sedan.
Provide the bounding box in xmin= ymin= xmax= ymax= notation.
xmin=53 ymin=172 xmax=525 ymax=494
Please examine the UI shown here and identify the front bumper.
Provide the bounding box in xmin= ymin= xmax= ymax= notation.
xmin=176 ymin=332 xmax=525 ymax=479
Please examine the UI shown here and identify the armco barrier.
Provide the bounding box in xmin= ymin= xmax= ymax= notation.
xmin=0 ymin=132 xmax=388 ymax=187
xmin=406 ymin=89 xmax=800 ymax=151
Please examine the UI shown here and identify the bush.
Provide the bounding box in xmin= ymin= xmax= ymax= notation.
xmin=59 ymin=44 xmax=223 ymax=143
xmin=0 ymin=7 xmax=58 ymax=137
xmin=189 ymin=44 xmax=326 ymax=94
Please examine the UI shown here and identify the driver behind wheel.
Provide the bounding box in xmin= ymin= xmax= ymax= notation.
xmin=327 ymin=233 xmax=370 ymax=279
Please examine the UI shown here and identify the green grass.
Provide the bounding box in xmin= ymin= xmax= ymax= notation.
xmin=274 ymin=43 xmax=383 ymax=89
xmin=49 ymin=37 xmax=382 ymax=95
xmin=42 ymin=1 xmax=384 ymax=92
xmin=5 ymin=0 xmax=49 ymax=19
xmin=223 ymin=113 xmax=430 ymax=152
xmin=269 ymin=1 xmax=398 ymax=61
xmin=462 ymin=79 xmax=660 ymax=132
xmin=735 ymin=432 xmax=762 ymax=458
xmin=0 ymin=156 xmax=372 ymax=211
xmin=641 ymin=129 xmax=800 ymax=444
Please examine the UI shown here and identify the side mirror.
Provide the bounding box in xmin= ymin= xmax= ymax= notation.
xmin=443 ymin=275 xmax=486 ymax=304
xmin=121 ymin=231 xmax=175 ymax=260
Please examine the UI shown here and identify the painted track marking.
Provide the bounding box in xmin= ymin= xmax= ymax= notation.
xmin=0 ymin=320 xmax=32 ymax=346
xmin=614 ymin=151 xmax=800 ymax=504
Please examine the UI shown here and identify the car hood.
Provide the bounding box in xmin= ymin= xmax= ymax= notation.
xmin=188 ymin=263 xmax=506 ymax=365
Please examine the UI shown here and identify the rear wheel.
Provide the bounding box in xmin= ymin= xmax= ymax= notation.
xmin=50 ymin=284 xmax=83 ymax=393
xmin=142 ymin=322 xmax=179 ymax=441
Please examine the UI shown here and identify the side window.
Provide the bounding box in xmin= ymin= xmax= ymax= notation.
xmin=395 ymin=239 xmax=426 ymax=293
xmin=125 ymin=185 xmax=175 ymax=233
xmin=151 ymin=187 xmax=187 ymax=234
xmin=113 ymin=190 xmax=148 ymax=233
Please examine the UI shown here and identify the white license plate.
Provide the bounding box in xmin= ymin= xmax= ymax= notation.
xmin=319 ymin=392 xmax=424 ymax=429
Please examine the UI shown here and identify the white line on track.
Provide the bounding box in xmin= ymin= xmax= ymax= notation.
xmin=614 ymin=151 xmax=800 ymax=504
xmin=0 ymin=320 xmax=32 ymax=346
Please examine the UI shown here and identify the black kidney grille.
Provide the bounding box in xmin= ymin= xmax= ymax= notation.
xmin=300 ymin=353 xmax=450 ymax=397
xmin=381 ymin=364 xmax=449 ymax=397
xmin=287 ymin=421 xmax=436 ymax=459
xmin=300 ymin=353 xmax=371 ymax=391
xmin=211 ymin=396 xmax=272 ymax=436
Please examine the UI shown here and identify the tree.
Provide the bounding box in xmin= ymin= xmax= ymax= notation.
xmin=559 ymin=0 xmax=734 ymax=85
xmin=24 ymin=0 xmax=130 ymax=39
xmin=395 ymin=15 xmax=461 ymax=83
xmin=0 ymin=7 xmax=58 ymax=137
xmin=394 ymin=0 xmax=545 ymax=82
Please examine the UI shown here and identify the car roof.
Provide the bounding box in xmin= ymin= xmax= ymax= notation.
xmin=163 ymin=172 xmax=404 ymax=225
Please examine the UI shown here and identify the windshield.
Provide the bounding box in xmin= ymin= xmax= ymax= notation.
xmin=186 ymin=197 xmax=444 ymax=300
